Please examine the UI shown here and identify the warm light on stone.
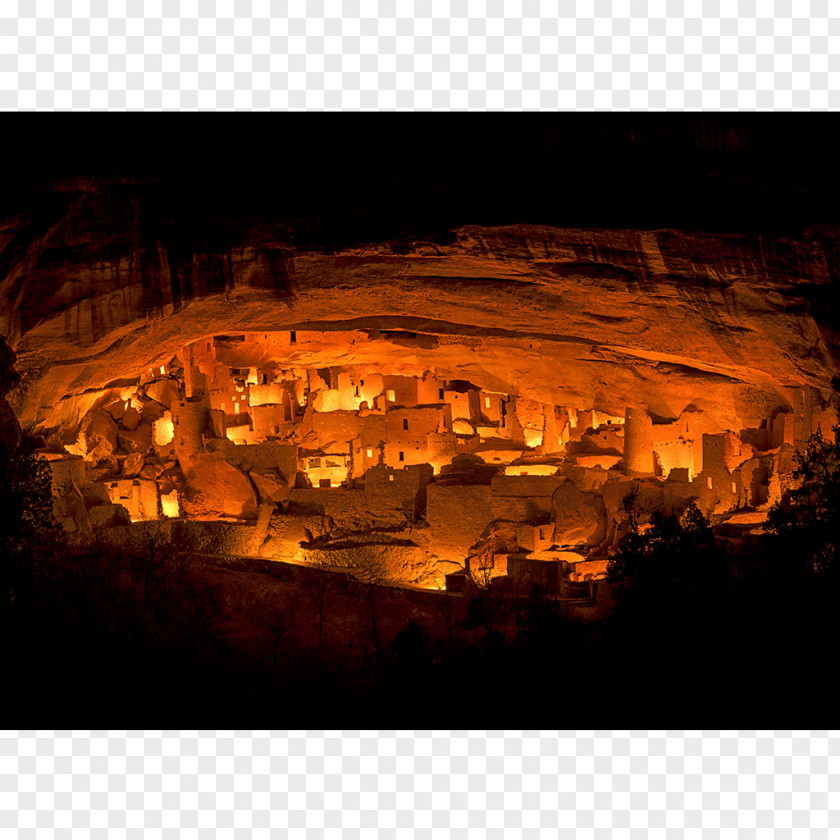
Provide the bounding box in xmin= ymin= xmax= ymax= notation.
xmin=36 ymin=321 xmax=832 ymax=588
xmin=4 ymin=187 xmax=837 ymax=590
xmin=153 ymin=415 xmax=174 ymax=446
xmin=161 ymin=490 xmax=180 ymax=518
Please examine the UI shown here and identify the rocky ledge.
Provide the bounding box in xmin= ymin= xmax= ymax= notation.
xmin=1 ymin=174 xmax=839 ymax=438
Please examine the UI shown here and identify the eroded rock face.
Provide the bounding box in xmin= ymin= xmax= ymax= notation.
xmin=3 ymin=170 xmax=840 ymax=588
xmin=65 ymin=409 xmax=119 ymax=464
xmin=551 ymin=482 xmax=606 ymax=548
xmin=249 ymin=469 xmax=289 ymax=505
xmin=144 ymin=379 xmax=179 ymax=409
xmin=1 ymin=172 xmax=839 ymax=444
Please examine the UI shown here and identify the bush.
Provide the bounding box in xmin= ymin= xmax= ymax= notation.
xmin=606 ymin=500 xmax=722 ymax=620
xmin=765 ymin=425 xmax=840 ymax=584
xmin=0 ymin=435 xmax=59 ymax=614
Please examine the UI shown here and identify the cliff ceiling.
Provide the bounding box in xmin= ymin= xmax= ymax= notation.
xmin=2 ymin=116 xmax=840 ymax=439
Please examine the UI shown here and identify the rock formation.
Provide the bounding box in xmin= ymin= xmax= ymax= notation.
xmin=3 ymin=181 xmax=838 ymax=442
xmin=2 ymin=167 xmax=839 ymax=588
xmin=551 ymin=482 xmax=606 ymax=548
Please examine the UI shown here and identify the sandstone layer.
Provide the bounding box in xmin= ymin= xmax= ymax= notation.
xmin=2 ymin=177 xmax=839 ymax=442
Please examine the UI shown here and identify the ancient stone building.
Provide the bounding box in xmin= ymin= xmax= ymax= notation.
xmin=3 ymin=174 xmax=839 ymax=590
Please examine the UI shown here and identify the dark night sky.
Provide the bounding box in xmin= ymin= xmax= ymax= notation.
xmin=5 ymin=113 xmax=840 ymax=237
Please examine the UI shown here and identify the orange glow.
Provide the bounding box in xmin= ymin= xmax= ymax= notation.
xmin=154 ymin=415 xmax=174 ymax=446
xmin=504 ymin=464 xmax=557 ymax=476
xmin=43 ymin=326 xmax=811 ymax=597
xmin=523 ymin=428 xmax=544 ymax=448
xmin=161 ymin=491 xmax=180 ymax=518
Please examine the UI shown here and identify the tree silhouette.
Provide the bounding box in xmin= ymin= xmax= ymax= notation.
xmin=0 ymin=435 xmax=58 ymax=615
xmin=765 ymin=425 xmax=840 ymax=584
xmin=606 ymin=499 xmax=723 ymax=623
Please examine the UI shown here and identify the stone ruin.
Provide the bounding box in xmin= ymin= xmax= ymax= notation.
xmin=3 ymin=185 xmax=839 ymax=594
xmin=31 ymin=328 xmax=837 ymax=591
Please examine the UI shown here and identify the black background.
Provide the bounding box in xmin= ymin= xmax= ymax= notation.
xmin=5 ymin=113 xmax=840 ymax=237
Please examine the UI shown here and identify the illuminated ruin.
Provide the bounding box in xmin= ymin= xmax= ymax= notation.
xmin=2 ymin=119 xmax=838 ymax=596
xmin=28 ymin=322 xmax=836 ymax=591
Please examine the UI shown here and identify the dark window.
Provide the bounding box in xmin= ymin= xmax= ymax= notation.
xmin=262 ymin=374 xmax=268 ymax=385
xmin=290 ymin=331 xmax=296 ymax=344
xmin=438 ymin=388 xmax=444 ymax=399
xmin=399 ymin=451 xmax=405 ymax=462
xmin=403 ymin=419 xmax=408 ymax=430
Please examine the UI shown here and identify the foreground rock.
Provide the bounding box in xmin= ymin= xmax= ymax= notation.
xmin=182 ymin=454 xmax=259 ymax=520
xmin=64 ymin=409 xmax=119 ymax=463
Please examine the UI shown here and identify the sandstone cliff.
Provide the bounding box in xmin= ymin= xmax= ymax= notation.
xmin=1 ymin=176 xmax=839 ymax=441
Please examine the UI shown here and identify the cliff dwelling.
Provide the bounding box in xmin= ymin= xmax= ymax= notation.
xmin=14 ymin=310 xmax=837 ymax=590
xmin=2 ymin=117 xmax=840 ymax=600
xmin=4 ymin=115 xmax=840 ymax=726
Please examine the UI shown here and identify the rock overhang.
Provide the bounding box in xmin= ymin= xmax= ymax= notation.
xmin=3 ymin=221 xmax=838 ymax=440
xmin=0 ymin=148 xmax=839 ymax=444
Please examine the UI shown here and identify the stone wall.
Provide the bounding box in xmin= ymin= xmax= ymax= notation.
xmin=426 ymin=484 xmax=493 ymax=562
xmin=507 ymin=554 xmax=560 ymax=593
xmin=364 ymin=464 xmax=434 ymax=519
xmin=623 ymin=407 xmax=655 ymax=474
xmin=105 ymin=478 xmax=159 ymax=521
xmin=288 ymin=487 xmax=374 ymax=530
xmin=208 ymin=439 xmax=298 ymax=482
xmin=312 ymin=410 xmax=363 ymax=444
xmin=490 ymin=474 xmax=566 ymax=522
xmin=251 ymin=404 xmax=293 ymax=438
